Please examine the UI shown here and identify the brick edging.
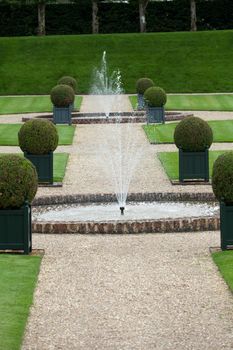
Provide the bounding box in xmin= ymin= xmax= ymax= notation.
xmin=32 ymin=216 xmax=220 ymax=234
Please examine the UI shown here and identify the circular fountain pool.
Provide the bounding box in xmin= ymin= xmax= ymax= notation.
xmin=32 ymin=201 xmax=220 ymax=235
xmin=33 ymin=201 xmax=218 ymax=222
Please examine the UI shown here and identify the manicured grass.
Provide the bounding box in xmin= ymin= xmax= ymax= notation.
xmin=158 ymin=150 xmax=228 ymax=180
xmin=212 ymin=251 xmax=233 ymax=292
xmin=53 ymin=153 xmax=69 ymax=182
xmin=129 ymin=94 xmax=233 ymax=111
xmin=0 ymin=31 xmax=233 ymax=94
xmin=0 ymin=95 xmax=82 ymax=114
xmin=143 ymin=120 xmax=233 ymax=144
xmin=0 ymin=124 xmax=75 ymax=146
xmin=0 ymin=255 xmax=41 ymax=350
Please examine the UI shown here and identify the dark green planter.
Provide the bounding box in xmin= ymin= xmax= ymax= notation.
xmin=146 ymin=107 xmax=165 ymax=124
xmin=179 ymin=148 xmax=209 ymax=182
xmin=220 ymin=202 xmax=233 ymax=250
xmin=24 ymin=152 xmax=53 ymax=184
xmin=53 ymin=105 xmax=72 ymax=125
xmin=0 ymin=203 xmax=32 ymax=254
xmin=137 ymin=94 xmax=144 ymax=110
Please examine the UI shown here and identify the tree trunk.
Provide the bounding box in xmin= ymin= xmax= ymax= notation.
xmin=139 ymin=0 xmax=149 ymax=33
xmin=38 ymin=2 xmax=46 ymax=36
xmin=190 ymin=0 xmax=197 ymax=31
xmin=92 ymin=0 xmax=99 ymax=34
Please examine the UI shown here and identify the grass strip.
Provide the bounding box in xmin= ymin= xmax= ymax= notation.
xmin=130 ymin=94 xmax=233 ymax=111
xmin=53 ymin=153 xmax=69 ymax=182
xmin=0 ymin=255 xmax=41 ymax=350
xmin=158 ymin=150 xmax=228 ymax=180
xmin=212 ymin=251 xmax=233 ymax=292
xmin=143 ymin=120 xmax=233 ymax=144
xmin=0 ymin=96 xmax=82 ymax=115
xmin=0 ymin=124 xmax=75 ymax=146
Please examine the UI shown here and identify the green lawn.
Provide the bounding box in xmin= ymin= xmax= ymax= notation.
xmin=0 ymin=96 xmax=82 ymax=114
xmin=0 ymin=30 xmax=233 ymax=94
xmin=0 ymin=255 xmax=41 ymax=350
xmin=212 ymin=251 xmax=233 ymax=292
xmin=158 ymin=150 xmax=227 ymax=180
xmin=143 ymin=120 xmax=233 ymax=144
xmin=0 ymin=124 xmax=75 ymax=146
xmin=53 ymin=153 xmax=69 ymax=182
xmin=129 ymin=94 xmax=233 ymax=111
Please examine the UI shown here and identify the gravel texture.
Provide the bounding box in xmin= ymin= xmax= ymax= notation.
xmin=18 ymin=95 xmax=233 ymax=349
xmin=22 ymin=232 xmax=233 ymax=350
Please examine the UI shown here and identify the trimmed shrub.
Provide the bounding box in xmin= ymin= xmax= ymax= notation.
xmin=18 ymin=119 xmax=59 ymax=155
xmin=0 ymin=154 xmax=38 ymax=209
xmin=50 ymin=84 xmax=75 ymax=107
xmin=144 ymin=86 xmax=167 ymax=107
xmin=174 ymin=116 xmax=213 ymax=152
xmin=212 ymin=152 xmax=233 ymax=203
xmin=136 ymin=78 xmax=154 ymax=94
xmin=58 ymin=76 xmax=77 ymax=93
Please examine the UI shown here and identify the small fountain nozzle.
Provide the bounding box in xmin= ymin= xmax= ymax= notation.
xmin=120 ymin=206 xmax=125 ymax=215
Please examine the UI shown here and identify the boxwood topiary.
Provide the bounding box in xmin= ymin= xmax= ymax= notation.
xmin=0 ymin=155 xmax=38 ymax=209
xmin=58 ymin=76 xmax=77 ymax=93
xmin=18 ymin=119 xmax=59 ymax=155
xmin=174 ymin=116 xmax=213 ymax=152
xmin=136 ymin=78 xmax=154 ymax=95
xmin=144 ymin=86 xmax=167 ymax=107
xmin=50 ymin=84 xmax=75 ymax=107
xmin=212 ymin=152 xmax=233 ymax=203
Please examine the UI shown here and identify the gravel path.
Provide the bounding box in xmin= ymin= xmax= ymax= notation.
xmin=22 ymin=232 xmax=233 ymax=350
xmin=18 ymin=95 xmax=233 ymax=349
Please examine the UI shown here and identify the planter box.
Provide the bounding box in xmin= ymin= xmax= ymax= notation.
xmin=24 ymin=152 xmax=53 ymax=184
xmin=53 ymin=105 xmax=72 ymax=125
xmin=220 ymin=202 xmax=233 ymax=250
xmin=146 ymin=107 xmax=165 ymax=124
xmin=0 ymin=203 xmax=32 ymax=254
xmin=137 ymin=94 xmax=144 ymax=110
xmin=179 ymin=148 xmax=209 ymax=182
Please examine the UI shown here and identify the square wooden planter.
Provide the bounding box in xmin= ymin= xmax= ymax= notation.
xmin=53 ymin=105 xmax=72 ymax=125
xmin=24 ymin=152 xmax=53 ymax=184
xmin=0 ymin=203 xmax=32 ymax=254
xmin=137 ymin=94 xmax=144 ymax=110
xmin=179 ymin=148 xmax=209 ymax=182
xmin=146 ymin=107 xmax=165 ymax=124
xmin=220 ymin=202 xmax=233 ymax=250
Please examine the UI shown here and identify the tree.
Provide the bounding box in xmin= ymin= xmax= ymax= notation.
xmin=92 ymin=0 xmax=99 ymax=34
xmin=138 ymin=0 xmax=149 ymax=33
xmin=190 ymin=0 xmax=197 ymax=31
xmin=37 ymin=0 xmax=46 ymax=35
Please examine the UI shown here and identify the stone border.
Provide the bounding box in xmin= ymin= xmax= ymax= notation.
xmin=32 ymin=216 xmax=219 ymax=234
xmin=33 ymin=191 xmax=216 ymax=206
xmin=22 ymin=111 xmax=193 ymax=124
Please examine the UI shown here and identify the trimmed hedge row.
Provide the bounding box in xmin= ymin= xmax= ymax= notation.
xmin=0 ymin=0 xmax=232 ymax=36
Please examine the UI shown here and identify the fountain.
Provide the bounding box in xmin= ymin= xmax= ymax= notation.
xmin=31 ymin=52 xmax=220 ymax=234
xmin=89 ymin=51 xmax=144 ymax=213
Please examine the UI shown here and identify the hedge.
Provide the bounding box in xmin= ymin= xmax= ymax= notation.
xmin=0 ymin=0 xmax=232 ymax=36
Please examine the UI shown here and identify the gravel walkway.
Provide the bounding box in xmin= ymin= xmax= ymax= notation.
xmin=18 ymin=95 xmax=233 ymax=349
xmin=22 ymin=232 xmax=233 ymax=350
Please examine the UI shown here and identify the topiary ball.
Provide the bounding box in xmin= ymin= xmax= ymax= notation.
xmin=18 ymin=119 xmax=59 ymax=155
xmin=58 ymin=76 xmax=77 ymax=93
xmin=0 ymin=155 xmax=38 ymax=209
xmin=212 ymin=152 xmax=233 ymax=203
xmin=144 ymin=86 xmax=167 ymax=107
xmin=174 ymin=116 xmax=213 ymax=152
xmin=50 ymin=84 xmax=75 ymax=107
xmin=136 ymin=78 xmax=154 ymax=95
